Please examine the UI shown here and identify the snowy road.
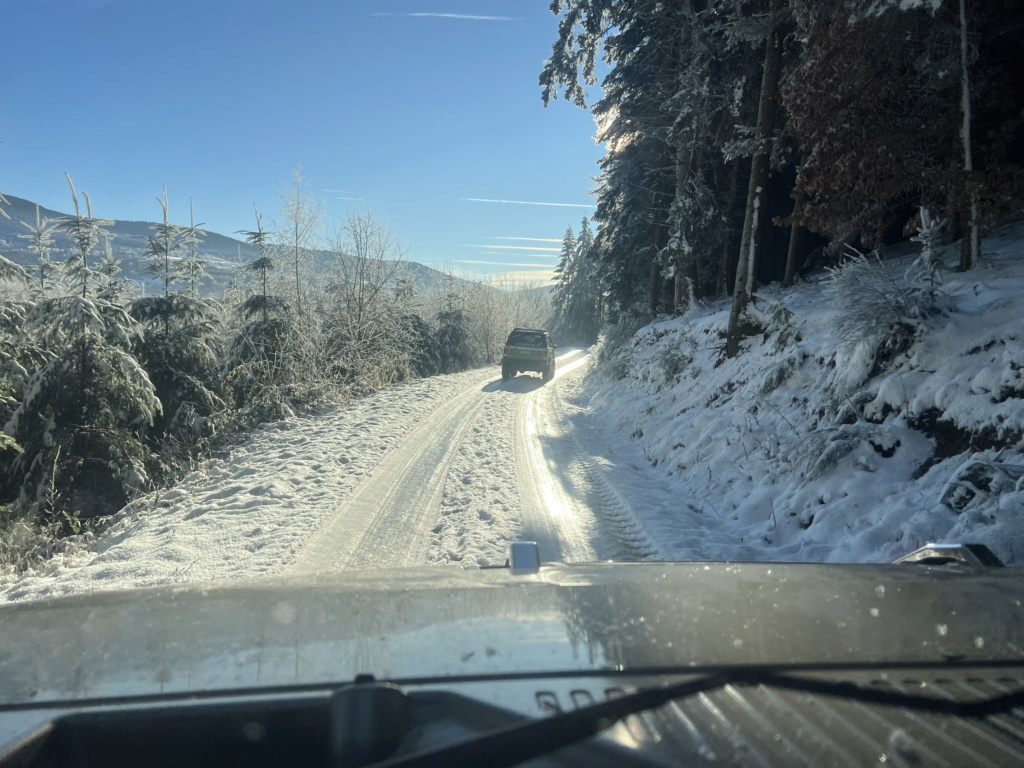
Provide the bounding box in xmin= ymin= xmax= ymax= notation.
xmin=293 ymin=348 xmax=645 ymax=572
xmin=2 ymin=348 xmax=651 ymax=602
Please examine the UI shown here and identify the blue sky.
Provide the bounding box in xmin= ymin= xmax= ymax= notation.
xmin=0 ymin=1 xmax=602 ymax=283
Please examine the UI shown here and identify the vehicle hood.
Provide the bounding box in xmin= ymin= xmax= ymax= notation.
xmin=2 ymin=561 xmax=1022 ymax=706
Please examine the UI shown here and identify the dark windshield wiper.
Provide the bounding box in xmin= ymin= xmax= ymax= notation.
xmin=375 ymin=667 xmax=1024 ymax=768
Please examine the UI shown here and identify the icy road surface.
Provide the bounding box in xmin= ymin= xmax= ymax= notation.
xmin=1 ymin=349 xmax=656 ymax=602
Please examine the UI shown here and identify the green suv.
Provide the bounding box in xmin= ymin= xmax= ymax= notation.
xmin=501 ymin=327 xmax=556 ymax=382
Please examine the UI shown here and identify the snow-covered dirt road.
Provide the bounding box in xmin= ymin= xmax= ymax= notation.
xmin=1 ymin=349 xmax=652 ymax=602
xmin=293 ymin=348 xmax=651 ymax=573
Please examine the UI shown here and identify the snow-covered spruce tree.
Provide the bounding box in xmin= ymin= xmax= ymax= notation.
xmin=4 ymin=181 xmax=159 ymax=523
xmin=435 ymin=289 xmax=476 ymax=374
xmin=17 ymin=205 xmax=60 ymax=295
xmin=3 ymin=295 xmax=159 ymax=524
xmin=543 ymin=0 xmax=677 ymax=314
xmin=224 ymin=207 xmax=296 ymax=417
xmin=387 ymin=273 xmax=441 ymax=378
xmin=178 ymin=198 xmax=209 ymax=298
xmin=553 ymin=217 xmax=601 ymax=344
xmin=59 ymin=173 xmax=113 ymax=300
xmin=907 ymin=207 xmax=946 ymax=311
xmin=129 ymin=192 xmax=225 ymax=474
xmin=543 ymin=0 xmax=780 ymax=320
xmin=95 ymin=237 xmax=129 ymax=302
xmin=552 ymin=225 xmax=577 ymax=335
xmin=1 ymin=195 xmax=33 ymax=294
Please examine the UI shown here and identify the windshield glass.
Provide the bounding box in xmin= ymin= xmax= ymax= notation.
xmin=1 ymin=0 xmax=1023 ymax=710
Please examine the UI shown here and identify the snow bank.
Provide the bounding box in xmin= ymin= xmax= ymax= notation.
xmin=579 ymin=221 xmax=1024 ymax=565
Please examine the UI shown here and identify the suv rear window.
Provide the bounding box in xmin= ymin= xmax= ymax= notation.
xmin=507 ymin=332 xmax=546 ymax=347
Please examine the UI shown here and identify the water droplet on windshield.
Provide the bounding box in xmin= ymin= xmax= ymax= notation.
xmin=936 ymin=624 xmax=949 ymax=637
xmin=870 ymin=608 xmax=880 ymax=617
xmin=875 ymin=585 xmax=886 ymax=598
xmin=974 ymin=636 xmax=985 ymax=649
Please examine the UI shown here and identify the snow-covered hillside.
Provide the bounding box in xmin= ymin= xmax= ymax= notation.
xmin=0 ymin=194 xmax=462 ymax=296
xmin=579 ymin=220 xmax=1024 ymax=565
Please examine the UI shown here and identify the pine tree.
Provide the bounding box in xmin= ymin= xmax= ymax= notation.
xmin=130 ymin=192 xmax=224 ymax=465
xmin=59 ymin=173 xmax=113 ymax=299
xmin=435 ymin=291 xmax=475 ymax=374
xmin=178 ymin=198 xmax=209 ymax=298
xmin=225 ymin=207 xmax=294 ymax=411
xmin=4 ymin=294 xmax=159 ymax=522
xmin=17 ymin=205 xmax=60 ymax=294
xmin=145 ymin=187 xmax=186 ymax=302
xmin=553 ymin=218 xmax=602 ymax=344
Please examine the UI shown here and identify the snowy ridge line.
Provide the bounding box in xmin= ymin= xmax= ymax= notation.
xmin=544 ymin=376 xmax=664 ymax=561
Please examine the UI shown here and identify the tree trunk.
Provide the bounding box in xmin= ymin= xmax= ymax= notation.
xmin=959 ymin=0 xmax=980 ymax=271
xmin=649 ymin=174 xmax=674 ymax=314
xmin=726 ymin=0 xmax=784 ymax=357
xmin=671 ymin=0 xmax=697 ymax=315
xmin=783 ymin=193 xmax=804 ymax=286
xmin=716 ymin=157 xmax=742 ymax=298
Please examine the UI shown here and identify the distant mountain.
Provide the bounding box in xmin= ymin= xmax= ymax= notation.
xmin=0 ymin=194 xmax=258 ymax=294
xmin=0 ymin=194 xmax=461 ymax=296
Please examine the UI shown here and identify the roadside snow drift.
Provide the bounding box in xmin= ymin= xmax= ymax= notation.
xmin=582 ymin=221 xmax=1024 ymax=565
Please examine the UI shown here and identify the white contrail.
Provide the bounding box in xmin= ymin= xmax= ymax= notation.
xmin=490 ymin=237 xmax=563 ymax=243
xmin=454 ymin=260 xmax=558 ymax=268
xmin=374 ymin=13 xmax=518 ymax=21
xmin=463 ymin=244 xmax=561 ymax=252
xmin=462 ymin=197 xmax=594 ymax=208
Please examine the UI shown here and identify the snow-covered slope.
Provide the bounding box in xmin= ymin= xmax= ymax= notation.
xmin=579 ymin=220 xmax=1024 ymax=565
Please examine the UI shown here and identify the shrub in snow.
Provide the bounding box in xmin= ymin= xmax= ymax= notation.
xmin=939 ymin=454 xmax=1024 ymax=514
xmin=745 ymin=298 xmax=796 ymax=352
xmin=760 ymin=352 xmax=802 ymax=396
xmin=0 ymin=507 xmax=98 ymax=576
xmin=907 ymin=207 xmax=946 ymax=310
xmin=784 ymin=423 xmax=900 ymax=482
xmin=826 ymin=251 xmax=919 ymax=392
xmin=595 ymin=306 xmax=651 ymax=380
xmin=656 ymin=336 xmax=697 ymax=384
xmin=827 ymin=209 xmax=952 ymax=396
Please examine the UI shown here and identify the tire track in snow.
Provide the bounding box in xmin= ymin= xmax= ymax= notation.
xmin=291 ymin=374 xmax=493 ymax=572
xmin=429 ymin=383 xmax=524 ymax=568
xmin=514 ymin=353 xmax=657 ymax=563
xmin=543 ymin=371 xmax=662 ymax=560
